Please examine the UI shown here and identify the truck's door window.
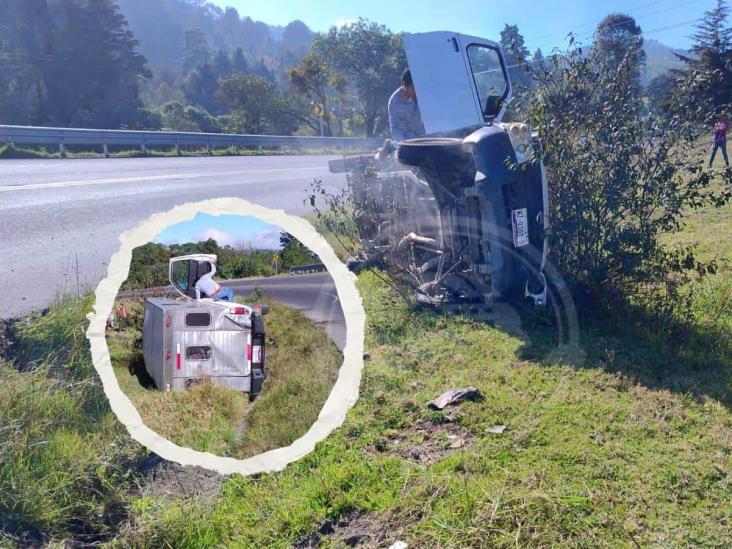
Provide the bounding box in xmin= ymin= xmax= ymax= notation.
xmin=171 ymin=260 xmax=189 ymax=293
xmin=185 ymin=312 xmax=211 ymax=327
xmin=465 ymin=44 xmax=507 ymax=118
xmin=186 ymin=346 xmax=211 ymax=360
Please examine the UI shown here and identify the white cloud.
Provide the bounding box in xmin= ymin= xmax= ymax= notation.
xmin=235 ymin=228 xmax=282 ymax=250
xmin=333 ymin=17 xmax=357 ymax=28
xmin=193 ymin=228 xmax=237 ymax=247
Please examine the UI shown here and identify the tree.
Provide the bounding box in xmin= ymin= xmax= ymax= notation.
xmin=674 ymin=0 xmax=732 ymax=118
xmin=313 ymin=19 xmax=406 ymax=137
xmin=158 ymin=100 xmax=197 ymax=131
xmin=0 ymin=0 xmax=54 ymax=125
xmin=232 ymin=47 xmax=248 ymax=73
xmin=279 ymin=232 xmax=317 ymax=269
xmin=212 ymin=48 xmax=232 ymax=77
xmin=6 ymin=0 xmax=151 ymax=128
xmin=288 ymin=51 xmax=344 ymax=135
xmin=217 ymin=73 xmax=293 ymax=134
xmin=646 ymin=72 xmax=676 ymax=114
xmin=252 ymin=58 xmax=276 ymax=83
xmin=500 ymin=24 xmax=531 ymax=88
xmin=184 ymin=62 xmax=223 ymax=114
xmin=528 ymin=38 xmax=731 ymax=310
xmin=183 ymin=29 xmax=209 ymax=73
xmin=594 ymin=13 xmax=646 ymax=90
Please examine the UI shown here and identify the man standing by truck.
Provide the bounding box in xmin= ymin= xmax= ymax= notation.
xmin=388 ymin=69 xmax=425 ymax=141
xmin=376 ymin=68 xmax=425 ymax=159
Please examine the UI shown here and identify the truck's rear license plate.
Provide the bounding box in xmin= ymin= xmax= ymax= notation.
xmin=511 ymin=208 xmax=529 ymax=247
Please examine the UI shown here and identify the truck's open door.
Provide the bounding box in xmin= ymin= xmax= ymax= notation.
xmin=403 ymin=31 xmax=511 ymax=134
xmin=169 ymin=254 xmax=217 ymax=299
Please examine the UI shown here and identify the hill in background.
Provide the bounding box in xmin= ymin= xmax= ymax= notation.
xmin=641 ymin=38 xmax=686 ymax=86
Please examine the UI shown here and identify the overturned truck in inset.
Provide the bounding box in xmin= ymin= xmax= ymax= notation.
xmin=143 ymin=254 xmax=267 ymax=400
xmin=328 ymin=31 xmax=549 ymax=310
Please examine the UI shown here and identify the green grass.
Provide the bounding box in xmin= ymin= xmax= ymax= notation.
xmin=105 ymin=296 xmax=342 ymax=458
xmin=112 ymin=272 xmax=732 ymax=547
xmin=1 ymin=193 xmax=730 ymax=546
xmin=0 ymin=296 xmax=145 ymax=544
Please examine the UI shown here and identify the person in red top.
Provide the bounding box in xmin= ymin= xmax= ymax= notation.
xmin=709 ymin=113 xmax=729 ymax=168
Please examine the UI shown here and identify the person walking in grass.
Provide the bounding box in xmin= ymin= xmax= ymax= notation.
xmin=709 ymin=113 xmax=729 ymax=168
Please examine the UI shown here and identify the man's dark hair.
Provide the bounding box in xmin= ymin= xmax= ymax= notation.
xmin=401 ymin=68 xmax=413 ymax=86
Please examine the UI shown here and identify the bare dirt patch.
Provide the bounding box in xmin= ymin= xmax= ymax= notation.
xmin=365 ymin=414 xmax=477 ymax=465
xmin=295 ymin=510 xmax=401 ymax=548
xmin=135 ymin=454 xmax=225 ymax=502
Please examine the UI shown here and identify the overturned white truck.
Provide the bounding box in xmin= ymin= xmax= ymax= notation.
xmin=330 ymin=31 xmax=549 ymax=309
xmin=142 ymin=254 xmax=267 ymax=399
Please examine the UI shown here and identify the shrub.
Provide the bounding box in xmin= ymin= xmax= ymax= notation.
xmin=527 ymin=37 xmax=731 ymax=310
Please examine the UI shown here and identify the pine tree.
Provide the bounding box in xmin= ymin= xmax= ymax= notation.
xmin=232 ymin=47 xmax=248 ymax=73
xmin=675 ymin=0 xmax=732 ymax=116
xmin=182 ymin=29 xmax=209 ymax=73
xmin=499 ymin=24 xmax=530 ymax=88
xmin=212 ymin=48 xmax=232 ymax=77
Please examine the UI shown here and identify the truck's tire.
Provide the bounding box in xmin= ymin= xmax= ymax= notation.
xmin=397 ymin=137 xmax=466 ymax=168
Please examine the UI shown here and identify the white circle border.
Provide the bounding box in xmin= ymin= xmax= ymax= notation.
xmin=85 ymin=198 xmax=365 ymax=475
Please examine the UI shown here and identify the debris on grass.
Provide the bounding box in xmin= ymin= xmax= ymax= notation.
xmin=427 ymin=387 xmax=483 ymax=410
xmin=486 ymin=424 xmax=507 ymax=435
xmin=364 ymin=416 xmax=476 ymax=464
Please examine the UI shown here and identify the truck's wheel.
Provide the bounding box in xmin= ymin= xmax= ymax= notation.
xmin=397 ymin=137 xmax=466 ymax=168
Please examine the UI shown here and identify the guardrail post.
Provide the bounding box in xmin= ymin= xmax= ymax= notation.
xmin=58 ymin=142 xmax=65 ymax=158
xmin=207 ymin=141 xmax=213 ymax=156
xmin=102 ymin=143 xmax=109 ymax=158
xmin=141 ymin=143 xmax=147 ymax=155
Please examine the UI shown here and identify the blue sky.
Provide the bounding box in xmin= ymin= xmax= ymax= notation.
xmin=214 ymin=0 xmax=718 ymax=51
xmin=154 ymin=214 xmax=283 ymax=249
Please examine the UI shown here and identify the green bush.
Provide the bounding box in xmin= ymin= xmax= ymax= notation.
xmin=528 ymin=38 xmax=731 ymax=310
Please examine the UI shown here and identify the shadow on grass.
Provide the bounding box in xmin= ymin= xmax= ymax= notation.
xmin=126 ymin=349 xmax=156 ymax=390
xmin=513 ymin=297 xmax=732 ymax=409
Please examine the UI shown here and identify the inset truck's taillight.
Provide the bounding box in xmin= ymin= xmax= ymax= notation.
xmin=234 ymin=306 xmax=246 ymax=314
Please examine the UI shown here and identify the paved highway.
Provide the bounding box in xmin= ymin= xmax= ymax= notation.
xmin=222 ymin=272 xmax=345 ymax=351
xmin=1 ymin=155 xmax=347 ymax=317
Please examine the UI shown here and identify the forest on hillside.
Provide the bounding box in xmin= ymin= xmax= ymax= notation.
xmin=1 ymin=0 xmax=730 ymax=136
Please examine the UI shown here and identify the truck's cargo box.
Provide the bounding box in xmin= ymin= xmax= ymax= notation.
xmin=142 ymin=297 xmax=257 ymax=392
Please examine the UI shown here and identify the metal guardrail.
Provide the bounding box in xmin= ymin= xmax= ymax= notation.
xmin=0 ymin=125 xmax=384 ymax=156
xmin=288 ymin=262 xmax=327 ymax=275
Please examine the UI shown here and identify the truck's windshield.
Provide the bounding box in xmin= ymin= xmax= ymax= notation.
xmin=465 ymin=44 xmax=507 ymax=118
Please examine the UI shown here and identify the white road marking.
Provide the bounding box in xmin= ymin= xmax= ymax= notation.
xmin=0 ymin=166 xmax=322 ymax=192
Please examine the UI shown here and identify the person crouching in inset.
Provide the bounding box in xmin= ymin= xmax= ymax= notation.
xmin=195 ymin=261 xmax=234 ymax=301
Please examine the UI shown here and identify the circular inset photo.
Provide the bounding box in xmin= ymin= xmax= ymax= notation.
xmin=88 ymin=198 xmax=365 ymax=475
xmin=104 ymin=213 xmax=345 ymax=459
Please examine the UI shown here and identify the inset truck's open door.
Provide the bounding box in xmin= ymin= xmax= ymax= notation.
xmin=169 ymin=254 xmax=217 ymax=299
xmin=403 ymin=31 xmax=511 ymax=134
